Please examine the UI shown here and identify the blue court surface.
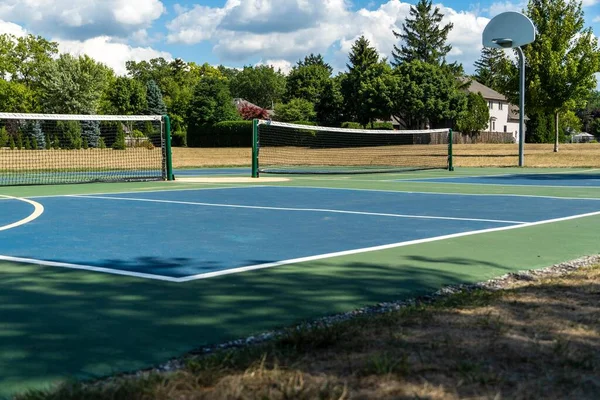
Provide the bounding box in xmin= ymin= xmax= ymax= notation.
xmin=2 ymin=186 xmax=600 ymax=282
xmin=405 ymin=172 xmax=600 ymax=187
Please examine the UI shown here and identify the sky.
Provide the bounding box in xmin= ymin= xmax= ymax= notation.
xmin=0 ymin=0 xmax=599 ymax=77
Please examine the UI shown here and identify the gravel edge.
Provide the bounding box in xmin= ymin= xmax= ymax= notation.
xmin=148 ymin=255 xmax=600 ymax=374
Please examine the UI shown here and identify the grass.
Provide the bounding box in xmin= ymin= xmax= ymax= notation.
xmin=15 ymin=263 xmax=600 ymax=400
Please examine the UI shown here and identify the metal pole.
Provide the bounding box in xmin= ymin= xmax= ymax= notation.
xmin=516 ymin=47 xmax=526 ymax=167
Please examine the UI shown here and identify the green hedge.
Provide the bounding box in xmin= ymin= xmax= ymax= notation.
xmin=341 ymin=121 xmax=394 ymax=130
xmin=187 ymin=120 xmax=253 ymax=147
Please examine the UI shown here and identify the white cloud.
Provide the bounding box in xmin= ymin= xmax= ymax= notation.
xmin=487 ymin=1 xmax=526 ymax=16
xmin=0 ymin=0 xmax=165 ymax=40
xmin=0 ymin=19 xmax=27 ymax=37
xmin=58 ymin=36 xmax=172 ymax=75
xmin=166 ymin=0 xmax=490 ymax=74
xmin=255 ymin=59 xmax=293 ymax=74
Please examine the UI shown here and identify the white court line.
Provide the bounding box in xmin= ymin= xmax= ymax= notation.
xmin=401 ymin=181 xmax=600 ymax=189
xmin=2 ymin=209 xmax=597 ymax=283
xmin=66 ymin=194 xmax=526 ymax=224
xmin=0 ymin=195 xmax=44 ymax=231
xmin=275 ymin=185 xmax=600 ymax=201
xmin=0 ymin=255 xmax=181 ymax=282
xmin=390 ymin=168 xmax=600 ymax=182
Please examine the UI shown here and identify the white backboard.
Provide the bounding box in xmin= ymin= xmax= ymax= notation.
xmin=482 ymin=11 xmax=536 ymax=48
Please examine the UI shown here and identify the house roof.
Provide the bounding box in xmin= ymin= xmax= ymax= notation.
xmin=463 ymin=79 xmax=506 ymax=101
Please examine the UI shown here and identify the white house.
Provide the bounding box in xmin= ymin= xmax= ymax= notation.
xmin=464 ymin=79 xmax=525 ymax=142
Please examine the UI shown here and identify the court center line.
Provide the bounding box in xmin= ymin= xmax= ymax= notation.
xmin=66 ymin=194 xmax=526 ymax=224
xmin=2 ymin=209 xmax=599 ymax=283
xmin=0 ymin=195 xmax=44 ymax=231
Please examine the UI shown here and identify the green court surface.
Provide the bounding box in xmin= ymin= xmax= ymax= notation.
xmin=1 ymin=167 xmax=599 ymax=398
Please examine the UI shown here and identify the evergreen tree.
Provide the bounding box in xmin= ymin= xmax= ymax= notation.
xmin=81 ymin=120 xmax=101 ymax=148
xmin=26 ymin=120 xmax=45 ymax=149
xmin=473 ymin=47 xmax=509 ymax=91
xmin=392 ymin=0 xmax=453 ymax=67
xmin=145 ymin=79 xmax=167 ymax=115
xmin=342 ymin=36 xmax=395 ymax=127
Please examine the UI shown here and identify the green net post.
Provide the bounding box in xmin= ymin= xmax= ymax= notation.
xmin=252 ymin=119 xmax=259 ymax=178
xmin=448 ymin=129 xmax=454 ymax=171
xmin=164 ymin=114 xmax=174 ymax=181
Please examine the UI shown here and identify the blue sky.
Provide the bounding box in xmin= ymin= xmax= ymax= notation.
xmin=0 ymin=1 xmax=599 ymax=75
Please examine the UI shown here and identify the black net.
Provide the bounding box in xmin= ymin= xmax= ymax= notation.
xmin=256 ymin=121 xmax=452 ymax=174
xmin=0 ymin=114 xmax=166 ymax=186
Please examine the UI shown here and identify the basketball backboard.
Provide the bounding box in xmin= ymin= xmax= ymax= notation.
xmin=482 ymin=11 xmax=536 ymax=49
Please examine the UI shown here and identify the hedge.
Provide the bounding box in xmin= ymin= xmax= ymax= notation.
xmin=341 ymin=121 xmax=394 ymax=130
xmin=187 ymin=120 xmax=253 ymax=147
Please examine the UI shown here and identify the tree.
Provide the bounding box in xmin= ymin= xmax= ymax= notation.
xmin=238 ymin=103 xmax=269 ymax=120
xmin=39 ymin=54 xmax=113 ymax=114
xmin=145 ymin=80 xmax=167 ymax=115
xmin=187 ymin=75 xmax=240 ymax=128
xmin=273 ymin=98 xmax=316 ymax=122
xmin=0 ymin=79 xmax=36 ymax=113
xmin=24 ymin=120 xmax=45 ymax=149
xmin=473 ymin=47 xmax=510 ymax=92
xmin=455 ymin=91 xmax=490 ymax=135
xmin=315 ymin=75 xmax=344 ymax=127
xmin=342 ymin=36 xmax=396 ymax=127
xmin=393 ymin=60 xmax=466 ymax=129
xmin=391 ymin=0 xmax=453 ymax=67
xmin=81 ymin=120 xmax=101 ymax=148
xmin=104 ymin=77 xmax=147 ymax=115
xmin=285 ymin=54 xmax=332 ymax=103
xmin=508 ymin=0 xmax=600 ymax=150
xmin=230 ymin=65 xmax=286 ymax=109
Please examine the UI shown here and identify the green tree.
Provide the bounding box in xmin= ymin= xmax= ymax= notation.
xmin=455 ymin=91 xmax=490 ymax=135
xmin=39 ymin=54 xmax=113 ymax=114
xmin=342 ymin=36 xmax=396 ymax=127
xmin=393 ymin=60 xmax=466 ymax=129
xmin=391 ymin=0 xmax=453 ymax=67
xmin=25 ymin=120 xmax=45 ymax=149
xmin=230 ymin=65 xmax=286 ymax=109
xmin=273 ymin=98 xmax=316 ymax=122
xmin=0 ymin=79 xmax=36 ymax=113
xmin=81 ymin=120 xmax=101 ymax=148
xmin=473 ymin=47 xmax=510 ymax=92
xmin=104 ymin=77 xmax=147 ymax=115
xmin=145 ymin=80 xmax=167 ymax=115
xmin=285 ymin=54 xmax=332 ymax=103
xmin=57 ymin=120 xmax=83 ymax=149
xmin=187 ymin=75 xmax=240 ymax=128
xmin=315 ymin=75 xmax=344 ymax=127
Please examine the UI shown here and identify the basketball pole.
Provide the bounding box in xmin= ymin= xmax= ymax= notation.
xmin=517 ymin=47 xmax=526 ymax=167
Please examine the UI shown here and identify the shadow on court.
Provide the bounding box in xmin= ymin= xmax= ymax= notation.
xmin=0 ymin=254 xmax=512 ymax=398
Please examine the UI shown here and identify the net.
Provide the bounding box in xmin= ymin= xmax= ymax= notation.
xmin=0 ymin=113 xmax=172 ymax=186
xmin=252 ymin=120 xmax=453 ymax=175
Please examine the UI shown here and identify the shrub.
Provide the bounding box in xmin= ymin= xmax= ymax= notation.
xmin=341 ymin=121 xmax=394 ymax=130
xmin=112 ymin=124 xmax=126 ymax=150
xmin=171 ymin=129 xmax=187 ymax=147
xmin=239 ymin=103 xmax=269 ymax=120
xmin=187 ymin=120 xmax=253 ymax=147
xmin=0 ymin=127 xmax=8 ymax=147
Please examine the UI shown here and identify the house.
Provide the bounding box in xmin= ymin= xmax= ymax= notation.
xmin=464 ymin=79 xmax=526 ymax=142
xmin=571 ymin=132 xmax=595 ymax=143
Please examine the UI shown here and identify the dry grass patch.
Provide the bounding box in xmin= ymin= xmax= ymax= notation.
xmin=16 ymin=264 xmax=600 ymax=400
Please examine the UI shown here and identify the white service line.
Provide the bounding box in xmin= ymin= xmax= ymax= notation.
xmin=66 ymin=194 xmax=526 ymax=224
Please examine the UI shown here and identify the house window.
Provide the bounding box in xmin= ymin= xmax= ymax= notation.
xmin=488 ymin=101 xmax=493 ymax=109
xmin=499 ymin=102 xmax=503 ymax=110
xmin=504 ymin=125 xmax=507 ymax=132
xmin=492 ymin=121 xmax=496 ymax=131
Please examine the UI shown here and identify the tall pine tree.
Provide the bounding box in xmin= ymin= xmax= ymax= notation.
xmin=342 ymin=36 xmax=395 ymax=127
xmin=473 ymin=47 xmax=509 ymax=91
xmin=391 ymin=0 xmax=453 ymax=67
xmin=145 ymin=79 xmax=167 ymax=115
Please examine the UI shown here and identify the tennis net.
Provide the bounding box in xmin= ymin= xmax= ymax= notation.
xmin=0 ymin=113 xmax=173 ymax=186
xmin=252 ymin=120 xmax=453 ymax=176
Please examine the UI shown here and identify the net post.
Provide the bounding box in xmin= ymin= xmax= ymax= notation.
xmin=252 ymin=119 xmax=259 ymax=178
xmin=448 ymin=129 xmax=454 ymax=171
xmin=164 ymin=114 xmax=174 ymax=181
